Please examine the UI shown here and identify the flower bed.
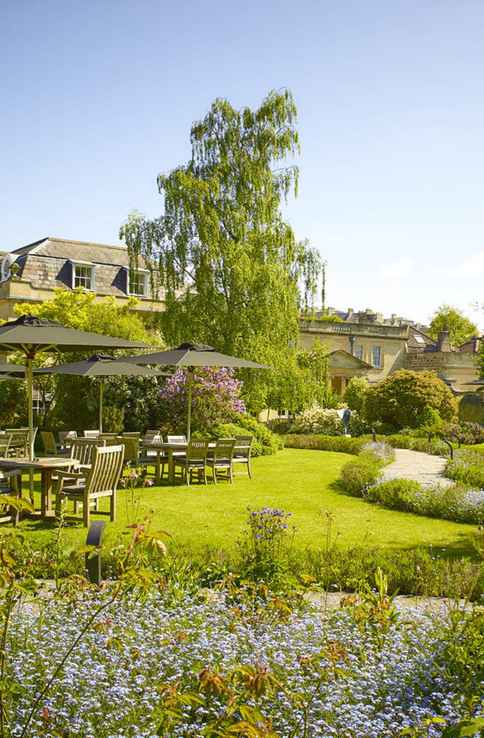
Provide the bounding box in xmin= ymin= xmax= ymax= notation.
xmin=8 ymin=591 xmax=483 ymax=737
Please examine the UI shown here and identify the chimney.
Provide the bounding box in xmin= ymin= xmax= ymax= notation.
xmin=437 ymin=330 xmax=451 ymax=352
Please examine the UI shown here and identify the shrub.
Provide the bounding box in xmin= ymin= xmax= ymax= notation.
xmin=366 ymin=479 xmax=484 ymax=525
xmin=459 ymin=392 xmax=484 ymax=425
xmin=348 ymin=411 xmax=372 ymax=436
xmin=283 ymin=434 xmax=366 ymax=454
xmin=366 ymin=479 xmax=422 ymax=509
xmin=343 ymin=376 xmax=369 ymax=414
xmin=446 ymin=449 xmax=484 ymax=488
xmin=383 ymin=434 xmax=451 ymax=456
xmin=289 ymin=406 xmax=343 ymax=435
xmin=210 ymin=417 xmax=282 ymax=456
xmin=365 ymin=370 xmax=458 ymax=429
xmin=340 ymin=458 xmax=382 ymax=496
xmin=160 ymin=367 xmax=245 ymax=433
xmin=446 ymin=420 xmax=484 ymax=446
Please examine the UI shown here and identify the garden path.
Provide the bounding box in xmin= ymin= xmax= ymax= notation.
xmin=381 ymin=448 xmax=453 ymax=488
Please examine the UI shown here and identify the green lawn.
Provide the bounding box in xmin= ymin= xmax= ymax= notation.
xmin=18 ymin=449 xmax=478 ymax=556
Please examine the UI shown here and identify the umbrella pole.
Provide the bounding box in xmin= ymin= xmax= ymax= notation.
xmin=99 ymin=379 xmax=104 ymax=434
xmin=26 ymin=356 xmax=34 ymax=460
xmin=186 ymin=370 xmax=192 ymax=442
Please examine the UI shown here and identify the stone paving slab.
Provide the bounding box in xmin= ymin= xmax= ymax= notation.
xmin=381 ymin=448 xmax=453 ymax=488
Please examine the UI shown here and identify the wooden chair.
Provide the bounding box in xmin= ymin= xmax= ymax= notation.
xmin=207 ymin=439 xmax=236 ymax=483
xmin=58 ymin=430 xmax=77 ymax=452
xmin=55 ymin=444 xmax=125 ymax=526
xmin=69 ymin=437 xmax=103 ymax=471
xmin=232 ymin=436 xmax=253 ymax=478
xmin=41 ymin=430 xmax=58 ymax=455
xmin=173 ymin=440 xmax=209 ymax=485
xmin=0 ymin=469 xmax=22 ymax=525
xmin=139 ymin=434 xmax=169 ymax=481
xmin=6 ymin=428 xmax=36 ymax=459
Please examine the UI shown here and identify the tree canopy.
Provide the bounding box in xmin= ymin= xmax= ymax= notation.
xmin=120 ymin=90 xmax=323 ymax=411
xmin=428 ymin=304 xmax=478 ymax=348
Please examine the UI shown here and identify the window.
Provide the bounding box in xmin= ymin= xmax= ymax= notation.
xmin=128 ymin=269 xmax=148 ymax=296
xmin=371 ymin=346 xmax=382 ymax=368
xmin=354 ymin=344 xmax=364 ymax=360
xmin=72 ymin=262 xmax=95 ymax=290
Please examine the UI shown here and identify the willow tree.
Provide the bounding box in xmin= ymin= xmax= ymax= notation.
xmin=121 ymin=90 xmax=322 ymax=410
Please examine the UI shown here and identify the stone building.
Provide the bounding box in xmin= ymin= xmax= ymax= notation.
xmin=1 ymin=236 xmax=481 ymax=395
xmin=0 ymin=237 xmax=164 ymax=320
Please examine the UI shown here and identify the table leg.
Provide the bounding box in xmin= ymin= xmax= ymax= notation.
xmin=168 ymin=448 xmax=174 ymax=485
xmin=154 ymin=451 xmax=161 ymax=486
xmin=41 ymin=469 xmax=53 ymax=518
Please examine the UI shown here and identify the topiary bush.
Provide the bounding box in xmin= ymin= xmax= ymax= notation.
xmin=343 ymin=376 xmax=369 ymax=414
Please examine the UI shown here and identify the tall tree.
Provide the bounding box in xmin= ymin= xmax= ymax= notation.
xmin=428 ymin=304 xmax=478 ymax=347
xmin=121 ymin=90 xmax=322 ymax=410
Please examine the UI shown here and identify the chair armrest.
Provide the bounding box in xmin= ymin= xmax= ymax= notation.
xmin=56 ymin=470 xmax=86 ymax=481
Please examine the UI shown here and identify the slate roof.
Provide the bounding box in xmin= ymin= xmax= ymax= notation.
xmin=10 ymin=237 xmax=135 ymax=268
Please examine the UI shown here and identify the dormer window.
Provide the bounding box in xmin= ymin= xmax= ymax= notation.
xmin=128 ymin=269 xmax=149 ymax=297
xmin=72 ymin=261 xmax=95 ymax=290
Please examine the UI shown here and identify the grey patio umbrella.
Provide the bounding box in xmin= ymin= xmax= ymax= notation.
xmin=0 ymin=315 xmax=150 ymax=457
xmin=36 ymin=354 xmax=165 ymax=433
xmin=115 ymin=342 xmax=268 ymax=440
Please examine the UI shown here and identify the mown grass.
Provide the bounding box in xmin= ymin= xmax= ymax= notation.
xmin=16 ymin=449 xmax=479 ymax=556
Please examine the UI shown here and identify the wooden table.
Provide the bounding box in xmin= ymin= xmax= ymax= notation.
xmin=141 ymin=442 xmax=215 ymax=484
xmin=0 ymin=456 xmax=78 ymax=519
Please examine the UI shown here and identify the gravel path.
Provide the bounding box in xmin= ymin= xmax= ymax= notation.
xmin=381 ymin=448 xmax=453 ymax=488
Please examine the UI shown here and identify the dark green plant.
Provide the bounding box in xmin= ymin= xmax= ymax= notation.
xmin=365 ymin=370 xmax=458 ymax=429
xmin=446 ymin=449 xmax=484 ymax=489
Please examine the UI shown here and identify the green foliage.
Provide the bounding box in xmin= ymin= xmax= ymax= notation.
xmin=365 ymin=370 xmax=458 ymax=429
xmin=428 ymin=304 xmax=478 ymax=348
xmin=0 ymin=379 xmax=26 ymax=427
xmin=237 ymin=507 xmax=293 ymax=585
xmin=12 ymin=288 xmax=158 ymax=431
xmin=383 ymin=434 xmax=451 ymax=456
xmin=14 ymin=288 xmax=154 ymax=343
xmin=290 ymin=407 xmax=343 ymax=435
xmin=120 ymin=90 xmax=323 ymax=413
xmin=446 ymin=449 xmax=484 ymax=489
xmin=295 ymin=339 xmax=335 ymax=409
xmin=459 ymin=392 xmax=484 ymax=425
xmin=441 ymin=610 xmax=484 ymax=719
xmin=282 ymin=433 xmax=366 ymax=454
xmin=339 ymin=457 xmax=382 ymax=496
xmin=343 ymin=376 xmax=369 ymax=414
xmin=210 ymin=416 xmax=282 ymax=457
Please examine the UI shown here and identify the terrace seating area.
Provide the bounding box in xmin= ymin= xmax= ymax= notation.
xmin=0 ymin=426 xmax=254 ymax=527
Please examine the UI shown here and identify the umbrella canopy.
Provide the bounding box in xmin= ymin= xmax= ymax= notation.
xmin=117 ymin=342 xmax=267 ymax=369
xmin=0 ymin=315 xmax=150 ymax=457
xmin=36 ymin=354 xmax=165 ymax=432
xmin=0 ymin=362 xmax=26 ymax=375
xmin=116 ymin=342 xmax=268 ymax=439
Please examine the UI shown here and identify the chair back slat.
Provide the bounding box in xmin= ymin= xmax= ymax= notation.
xmin=186 ymin=440 xmax=209 ymax=462
xmin=0 ymin=434 xmax=12 ymax=458
xmin=70 ymin=438 xmax=103 ymax=467
xmin=143 ymin=429 xmax=161 ymax=444
xmin=213 ymin=438 xmax=236 ymax=462
xmin=234 ymin=435 xmax=253 ymax=457
xmin=86 ymin=444 xmax=125 ymax=495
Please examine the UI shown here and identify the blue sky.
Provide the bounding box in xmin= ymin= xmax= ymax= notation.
xmin=1 ymin=0 xmax=483 ymax=328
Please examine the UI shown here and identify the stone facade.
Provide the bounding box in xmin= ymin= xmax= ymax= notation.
xmin=1 ymin=236 xmax=481 ymax=396
xmin=0 ymin=237 xmax=165 ymax=320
